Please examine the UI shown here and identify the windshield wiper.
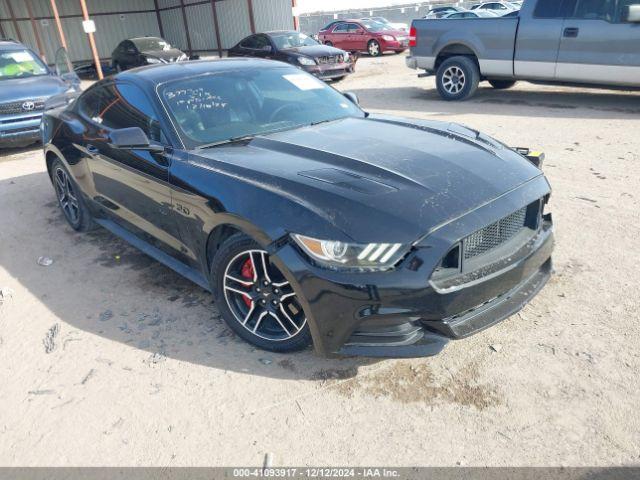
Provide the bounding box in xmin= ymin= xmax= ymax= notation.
xmin=196 ymin=135 xmax=256 ymax=150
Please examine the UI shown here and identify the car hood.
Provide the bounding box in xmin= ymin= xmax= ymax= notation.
xmin=283 ymin=45 xmax=346 ymax=57
xmin=142 ymin=48 xmax=185 ymax=60
xmin=190 ymin=116 xmax=544 ymax=243
xmin=0 ymin=75 xmax=67 ymax=103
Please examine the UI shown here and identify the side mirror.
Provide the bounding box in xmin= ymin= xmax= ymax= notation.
xmin=108 ymin=127 xmax=164 ymax=152
xmin=626 ymin=4 xmax=640 ymax=22
xmin=343 ymin=92 xmax=359 ymax=106
xmin=357 ymin=29 xmax=366 ymax=35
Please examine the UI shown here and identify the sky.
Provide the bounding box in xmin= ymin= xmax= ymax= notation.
xmin=296 ymin=0 xmax=416 ymax=14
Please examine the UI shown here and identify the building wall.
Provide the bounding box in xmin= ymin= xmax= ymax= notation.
xmin=0 ymin=0 xmax=293 ymax=64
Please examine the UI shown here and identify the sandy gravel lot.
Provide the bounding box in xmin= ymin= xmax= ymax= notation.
xmin=0 ymin=53 xmax=639 ymax=467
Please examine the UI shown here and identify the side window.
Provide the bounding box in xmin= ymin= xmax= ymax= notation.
xmin=97 ymin=83 xmax=163 ymax=142
xmin=347 ymin=23 xmax=361 ymax=32
xmin=616 ymin=0 xmax=638 ymax=22
xmin=77 ymin=88 xmax=103 ymax=121
xmin=333 ymin=23 xmax=348 ymax=32
xmin=573 ymin=0 xmax=615 ymax=20
xmin=240 ymin=35 xmax=258 ymax=49
xmin=534 ymin=0 xmax=577 ymax=18
xmin=254 ymin=35 xmax=271 ymax=49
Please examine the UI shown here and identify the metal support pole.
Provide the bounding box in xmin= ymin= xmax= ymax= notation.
xmin=210 ymin=0 xmax=223 ymax=57
xmin=5 ymin=0 xmax=23 ymax=42
xmin=78 ymin=0 xmax=103 ymax=80
xmin=292 ymin=0 xmax=299 ymax=31
xmin=49 ymin=0 xmax=68 ymax=50
xmin=247 ymin=0 xmax=256 ymax=34
xmin=178 ymin=0 xmax=193 ymax=56
xmin=153 ymin=0 xmax=164 ymax=38
xmin=25 ymin=0 xmax=46 ymax=62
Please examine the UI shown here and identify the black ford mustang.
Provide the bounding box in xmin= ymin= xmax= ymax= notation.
xmin=42 ymin=59 xmax=554 ymax=358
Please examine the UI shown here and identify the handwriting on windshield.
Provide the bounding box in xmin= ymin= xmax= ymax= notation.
xmin=164 ymin=87 xmax=228 ymax=111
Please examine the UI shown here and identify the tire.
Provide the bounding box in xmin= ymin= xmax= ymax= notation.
xmin=367 ymin=40 xmax=381 ymax=57
xmin=51 ymin=158 xmax=96 ymax=232
xmin=324 ymin=41 xmax=333 ymax=47
xmin=211 ymin=233 xmax=312 ymax=353
xmin=489 ymin=79 xmax=517 ymax=90
xmin=395 ymin=49 xmax=406 ymax=54
xmin=435 ymin=56 xmax=480 ymax=101
xmin=332 ymin=76 xmax=346 ymax=83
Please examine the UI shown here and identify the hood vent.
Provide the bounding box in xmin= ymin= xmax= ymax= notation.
xmin=298 ymin=168 xmax=397 ymax=195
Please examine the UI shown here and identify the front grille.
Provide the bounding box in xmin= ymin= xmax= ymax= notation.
xmin=316 ymin=54 xmax=344 ymax=65
xmin=463 ymin=207 xmax=527 ymax=260
xmin=0 ymin=98 xmax=46 ymax=115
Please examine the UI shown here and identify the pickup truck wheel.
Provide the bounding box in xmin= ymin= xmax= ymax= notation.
xmin=489 ymin=79 xmax=517 ymax=90
xmin=436 ymin=56 xmax=480 ymax=101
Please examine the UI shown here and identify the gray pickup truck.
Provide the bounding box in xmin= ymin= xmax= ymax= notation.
xmin=406 ymin=0 xmax=640 ymax=100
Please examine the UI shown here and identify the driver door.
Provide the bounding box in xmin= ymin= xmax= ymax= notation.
xmin=79 ymin=81 xmax=183 ymax=256
xmin=54 ymin=47 xmax=81 ymax=90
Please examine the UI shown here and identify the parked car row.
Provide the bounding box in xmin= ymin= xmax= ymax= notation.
xmin=425 ymin=1 xmax=521 ymax=19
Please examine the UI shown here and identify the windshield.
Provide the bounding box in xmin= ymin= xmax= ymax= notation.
xmin=271 ymin=32 xmax=318 ymax=49
xmin=159 ymin=67 xmax=364 ymax=149
xmin=132 ymin=38 xmax=172 ymax=52
xmin=0 ymin=49 xmax=49 ymax=80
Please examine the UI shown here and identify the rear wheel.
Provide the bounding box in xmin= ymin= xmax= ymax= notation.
xmin=368 ymin=40 xmax=381 ymax=57
xmin=435 ymin=56 xmax=480 ymax=101
xmin=211 ymin=234 xmax=312 ymax=353
xmin=51 ymin=158 xmax=95 ymax=232
xmin=489 ymin=79 xmax=517 ymax=90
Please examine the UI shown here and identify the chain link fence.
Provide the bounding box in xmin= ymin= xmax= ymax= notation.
xmin=299 ymin=1 xmax=478 ymax=34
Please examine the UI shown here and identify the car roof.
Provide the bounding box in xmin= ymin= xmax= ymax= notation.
xmin=0 ymin=40 xmax=25 ymax=50
xmin=114 ymin=58 xmax=290 ymax=87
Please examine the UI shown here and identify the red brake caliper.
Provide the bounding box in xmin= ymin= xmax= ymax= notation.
xmin=240 ymin=258 xmax=255 ymax=307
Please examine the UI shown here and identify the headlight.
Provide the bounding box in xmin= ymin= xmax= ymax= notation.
xmin=292 ymin=234 xmax=407 ymax=271
xmin=297 ymin=57 xmax=316 ymax=66
xmin=145 ymin=57 xmax=162 ymax=64
xmin=178 ymin=53 xmax=188 ymax=61
xmin=382 ymin=35 xmax=396 ymax=41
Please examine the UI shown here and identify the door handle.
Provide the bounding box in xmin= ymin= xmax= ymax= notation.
xmin=563 ymin=27 xmax=579 ymax=38
xmin=86 ymin=144 xmax=99 ymax=155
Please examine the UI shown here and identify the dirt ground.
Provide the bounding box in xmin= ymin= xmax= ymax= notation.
xmin=1 ymin=53 xmax=639 ymax=467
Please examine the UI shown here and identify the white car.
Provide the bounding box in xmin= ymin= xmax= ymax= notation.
xmin=443 ymin=10 xmax=501 ymax=18
xmin=360 ymin=16 xmax=409 ymax=32
xmin=469 ymin=1 xmax=518 ymax=13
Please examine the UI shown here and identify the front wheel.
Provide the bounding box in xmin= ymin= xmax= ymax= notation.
xmin=51 ymin=158 xmax=95 ymax=232
xmin=211 ymin=234 xmax=312 ymax=353
xmin=367 ymin=40 xmax=381 ymax=57
xmin=435 ymin=56 xmax=480 ymax=101
xmin=489 ymin=79 xmax=517 ymax=90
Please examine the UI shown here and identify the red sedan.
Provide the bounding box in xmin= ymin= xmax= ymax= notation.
xmin=318 ymin=19 xmax=408 ymax=57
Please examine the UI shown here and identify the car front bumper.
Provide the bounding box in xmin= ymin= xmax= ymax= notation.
xmin=0 ymin=113 xmax=43 ymax=147
xmin=304 ymin=63 xmax=355 ymax=80
xmin=271 ymin=177 xmax=554 ymax=358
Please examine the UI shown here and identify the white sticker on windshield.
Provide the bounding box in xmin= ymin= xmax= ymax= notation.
xmin=283 ymin=74 xmax=323 ymax=91
xmin=10 ymin=52 xmax=34 ymax=63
